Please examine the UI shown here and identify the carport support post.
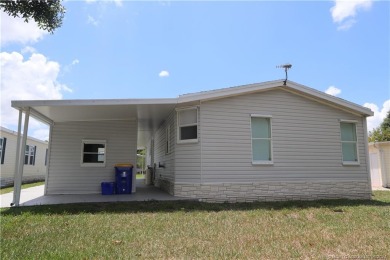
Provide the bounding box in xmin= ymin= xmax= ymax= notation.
xmin=12 ymin=108 xmax=30 ymax=207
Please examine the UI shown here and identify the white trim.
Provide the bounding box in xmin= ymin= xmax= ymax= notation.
xmin=80 ymin=139 xmax=107 ymax=167
xmin=363 ymin=118 xmax=372 ymax=192
xmin=342 ymin=161 xmax=360 ymax=166
xmin=251 ymin=114 xmax=272 ymax=118
xmin=340 ymin=121 xmax=360 ymax=165
xmin=44 ymin=124 xmax=53 ymax=195
xmin=12 ymin=98 xmax=178 ymax=108
xmin=250 ymin=115 xmax=273 ymax=165
xmin=176 ymin=107 xmax=199 ymax=144
xmin=339 ymin=119 xmax=359 ymax=123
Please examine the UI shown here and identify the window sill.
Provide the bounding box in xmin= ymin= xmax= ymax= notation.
xmin=81 ymin=163 xmax=106 ymax=168
xmin=342 ymin=161 xmax=360 ymax=166
xmin=177 ymin=139 xmax=198 ymax=144
xmin=252 ymin=161 xmax=274 ymax=165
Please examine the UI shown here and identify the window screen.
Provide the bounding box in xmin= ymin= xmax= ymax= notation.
xmin=340 ymin=122 xmax=358 ymax=162
xmin=251 ymin=117 xmax=272 ymax=162
xmin=178 ymin=108 xmax=198 ymax=141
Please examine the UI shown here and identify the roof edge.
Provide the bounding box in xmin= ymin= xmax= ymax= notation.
xmin=11 ymin=98 xmax=179 ymax=108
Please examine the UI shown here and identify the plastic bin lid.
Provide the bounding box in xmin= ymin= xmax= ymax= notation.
xmin=115 ymin=163 xmax=133 ymax=167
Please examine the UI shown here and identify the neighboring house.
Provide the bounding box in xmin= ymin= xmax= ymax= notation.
xmin=368 ymin=142 xmax=390 ymax=188
xmin=10 ymin=80 xmax=373 ymax=204
xmin=0 ymin=126 xmax=48 ymax=187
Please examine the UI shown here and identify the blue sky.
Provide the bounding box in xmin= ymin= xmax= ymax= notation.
xmin=1 ymin=0 xmax=389 ymax=140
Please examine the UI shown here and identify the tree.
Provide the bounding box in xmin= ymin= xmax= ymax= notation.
xmin=0 ymin=0 xmax=65 ymax=33
xmin=368 ymin=110 xmax=390 ymax=142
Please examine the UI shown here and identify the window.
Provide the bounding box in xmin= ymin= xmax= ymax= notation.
xmin=340 ymin=122 xmax=359 ymax=164
xmin=81 ymin=140 xmax=106 ymax=167
xmin=24 ymin=145 xmax=36 ymax=165
xmin=177 ymin=107 xmax=198 ymax=143
xmin=251 ymin=116 xmax=273 ymax=164
xmin=0 ymin=137 xmax=6 ymax=164
xmin=165 ymin=125 xmax=171 ymax=154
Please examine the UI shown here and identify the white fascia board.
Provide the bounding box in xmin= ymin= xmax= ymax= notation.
xmin=178 ymin=80 xmax=283 ymax=103
xmin=178 ymin=79 xmax=373 ymax=117
xmin=11 ymin=98 xmax=178 ymax=108
xmin=286 ymin=81 xmax=374 ymax=117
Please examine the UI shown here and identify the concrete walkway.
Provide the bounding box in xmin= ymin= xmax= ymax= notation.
xmin=1 ymin=179 xmax=191 ymax=208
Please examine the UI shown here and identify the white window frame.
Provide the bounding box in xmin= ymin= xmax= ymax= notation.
xmin=339 ymin=120 xmax=360 ymax=166
xmin=24 ymin=145 xmax=36 ymax=165
xmin=81 ymin=139 xmax=107 ymax=167
xmin=165 ymin=124 xmax=171 ymax=154
xmin=250 ymin=114 xmax=273 ymax=165
xmin=176 ymin=107 xmax=198 ymax=144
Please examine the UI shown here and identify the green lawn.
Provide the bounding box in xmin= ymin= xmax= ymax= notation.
xmin=1 ymin=191 xmax=389 ymax=259
xmin=136 ymin=173 xmax=145 ymax=179
xmin=0 ymin=182 xmax=45 ymax=195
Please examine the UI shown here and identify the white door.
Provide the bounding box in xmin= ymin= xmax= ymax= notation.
xmin=370 ymin=153 xmax=382 ymax=187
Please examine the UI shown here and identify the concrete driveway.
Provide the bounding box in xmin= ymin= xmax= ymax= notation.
xmin=1 ymin=180 xmax=192 ymax=208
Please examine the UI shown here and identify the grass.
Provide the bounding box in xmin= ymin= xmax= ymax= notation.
xmin=136 ymin=173 xmax=145 ymax=179
xmin=1 ymin=191 xmax=389 ymax=259
xmin=0 ymin=181 xmax=45 ymax=195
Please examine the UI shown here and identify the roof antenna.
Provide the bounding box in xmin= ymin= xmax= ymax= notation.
xmin=276 ymin=63 xmax=292 ymax=85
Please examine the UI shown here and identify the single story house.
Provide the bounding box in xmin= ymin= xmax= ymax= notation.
xmin=11 ymin=80 xmax=374 ymax=205
xmin=369 ymin=141 xmax=390 ymax=188
xmin=1 ymin=126 xmax=48 ymax=187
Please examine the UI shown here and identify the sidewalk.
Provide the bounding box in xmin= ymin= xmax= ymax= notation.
xmin=1 ymin=185 xmax=44 ymax=208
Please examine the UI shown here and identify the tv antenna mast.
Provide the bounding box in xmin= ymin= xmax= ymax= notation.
xmin=276 ymin=63 xmax=292 ymax=85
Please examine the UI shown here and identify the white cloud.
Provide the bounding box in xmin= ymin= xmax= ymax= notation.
xmin=113 ymin=0 xmax=123 ymax=7
xmin=330 ymin=0 xmax=372 ymax=30
xmin=21 ymin=46 xmax=37 ymax=54
xmin=0 ymin=10 xmax=48 ymax=45
xmin=72 ymin=59 xmax=80 ymax=65
xmin=0 ymin=51 xmax=72 ymax=140
xmin=87 ymin=15 xmax=99 ymax=26
xmin=85 ymin=0 xmax=122 ymax=6
xmin=159 ymin=70 xmax=170 ymax=77
xmin=325 ymin=86 xmax=342 ymax=96
xmin=364 ymin=100 xmax=390 ymax=132
xmin=337 ymin=19 xmax=356 ymax=31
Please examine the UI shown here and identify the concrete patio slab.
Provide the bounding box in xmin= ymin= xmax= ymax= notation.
xmin=1 ymin=179 xmax=193 ymax=208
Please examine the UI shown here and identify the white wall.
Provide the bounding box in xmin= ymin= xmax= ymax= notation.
xmin=47 ymin=120 xmax=137 ymax=194
xmin=174 ymin=105 xmax=201 ymax=183
xmin=153 ymin=110 xmax=175 ymax=182
xmin=199 ymin=89 xmax=370 ymax=184
xmin=369 ymin=142 xmax=390 ymax=188
xmin=0 ymin=127 xmax=47 ymax=186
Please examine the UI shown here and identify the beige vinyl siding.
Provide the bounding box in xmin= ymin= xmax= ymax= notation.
xmin=47 ymin=120 xmax=137 ymax=194
xmin=153 ymin=110 xmax=175 ymax=182
xmin=0 ymin=128 xmax=47 ymax=181
xmin=200 ymin=89 xmax=369 ymax=183
xmin=175 ymin=106 xmax=201 ymax=183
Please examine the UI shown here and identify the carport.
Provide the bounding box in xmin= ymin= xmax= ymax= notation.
xmin=11 ymin=98 xmax=178 ymax=206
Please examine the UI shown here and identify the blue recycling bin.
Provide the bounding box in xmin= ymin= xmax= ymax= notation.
xmin=101 ymin=182 xmax=115 ymax=195
xmin=115 ymin=164 xmax=133 ymax=194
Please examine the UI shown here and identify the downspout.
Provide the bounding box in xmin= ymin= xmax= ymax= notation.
xmin=374 ymin=142 xmax=388 ymax=188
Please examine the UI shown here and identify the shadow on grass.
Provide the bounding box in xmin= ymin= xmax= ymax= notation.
xmin=1 ymin=192 xmax=389 ymax=216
